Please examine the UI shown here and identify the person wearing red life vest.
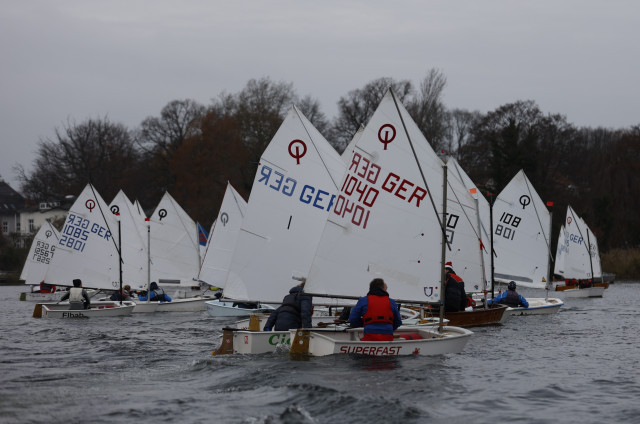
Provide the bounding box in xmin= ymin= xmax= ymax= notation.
xmin=349 ymin=278 xmax=402 ymax=341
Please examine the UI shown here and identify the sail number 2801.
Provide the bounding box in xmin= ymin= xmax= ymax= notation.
xmin=59 ymin=213 xmax=112 ymax=253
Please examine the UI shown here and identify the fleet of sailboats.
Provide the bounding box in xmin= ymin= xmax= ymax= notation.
xmin=19 ymin=89 xmax=611 ymax=355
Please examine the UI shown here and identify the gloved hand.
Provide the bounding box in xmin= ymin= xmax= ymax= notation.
xmin=263 ymin=327 xmax=271 ymax=332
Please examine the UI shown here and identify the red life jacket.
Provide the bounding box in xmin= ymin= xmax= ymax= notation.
xmin=362 ymin=295 xmax=394 ymax=325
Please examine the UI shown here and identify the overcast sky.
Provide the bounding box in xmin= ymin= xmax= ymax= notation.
xmin=1 ymin=1 xmax=638 ymax=189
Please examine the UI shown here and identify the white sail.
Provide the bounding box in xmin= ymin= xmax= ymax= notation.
xmin=149 ymin=192 xmax=200 ymax=283
xmin=197 ymin=182 xmax=247 ymax=287
xmin=44 ymin=184 xmax=121 ymax=290
xmin=553 ymin=224 xmax=567 ymax=277
xmin=492 ymin=170 xmax=551 ymax=289
xmin=561 ymin=206 xmax=602 ymax=279
xmin=20 ymin=221 xmax=61 ymax=285
xmin=223 ymin=106 xmax=345 ymax=303
xmin=304 ymin=89 xmax=481 ymax=302
xmin=109 ymin=190 xmax=148 ymax=289
xmin=447 ymin=157 xmax=492 ymax=292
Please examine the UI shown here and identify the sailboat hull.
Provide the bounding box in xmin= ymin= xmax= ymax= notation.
xmin=423 ymin=304 xmax=508 ymax=327
xmin=34 ymin=301 xmax=135 ymax=318
xmin=205 ymin=300 xmax=275 ymax=317
xmin=289 ymin=327 xmax=473 ymax=357
xmin=503 ymin=297 xmax=563 ymax=317
xmin=20 ymin=291 xmax=64 ymax=302
xmin=156 ymin=297 xmax=209 ymax=312
xmin=563 ymin=286 xmax=605 ymax=298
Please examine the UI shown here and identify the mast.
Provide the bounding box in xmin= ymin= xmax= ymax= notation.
xmin=117 ymin=215 xmax=123 ymax=305
xmin=489 ymin=195 xmax=495 ymax=299
xmin=586 ymin=230 xmax=595 ymax=282
xmin=545 ymin=203 xmax=553 ymax=301
xmin=146 ymin=218 xmax=151 ymax=303
xmin=439 ymin=163 xmax=448 ymax=330
xmin=473 ymin=194 xmax=488 ymax=308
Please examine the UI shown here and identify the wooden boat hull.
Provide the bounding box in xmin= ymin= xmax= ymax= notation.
xmin=563 ymin=286 xmax=605 ymax=298
xmin=555 ymin=282 xmax=609 ymax=291
xmin=423 ymin=304 xmax=508 ymax=327
xmin=503 ymin=297 xmax=563 ymax=317
xmin=205 ymin=300 xmax=275 ymax=317
xmin=289 ymin=327 xmax=473 ymax=357
xmin=34 ymin=301 xmax=135 ymax=318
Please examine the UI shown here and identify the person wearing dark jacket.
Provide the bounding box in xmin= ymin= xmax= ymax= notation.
xmin=138 ymin=282 xmax=172 ymax=302
xmin=263 ymin=284 xmax=312 ymax=331
xmin=60 ymin=279 xmax=91 ymax=310
xmin=349 ymin=278 xmax=402 ymax=341
xmin=487 ymin=281 xmax=529 ymax=308
xmin=444 ymin=262 xmax=467 ymax=312
xmin=110 ymin=285 xmax=132 ymax=301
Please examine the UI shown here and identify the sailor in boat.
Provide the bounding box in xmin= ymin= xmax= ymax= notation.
xmin=38 ymin=282 xmax=57 ymax=293
xmin=487 ymin=281 xmax=529 ymax=308
xmin=578 ymin=279 xmax=593 ymax=289
xmin=444 ymin=262 xmax=468 ymax=313
xmin=349 ymin=278 xmax=402 ymax=341
xmin=263 ymin=283 xmax=312 ymax=331
xmin=138 ymin=282 xmax=172 ymax=302
xmin=110 ymin=284 xmax=132 ymax=301
xmin=59 ymin=279 xmax=91 ymax=310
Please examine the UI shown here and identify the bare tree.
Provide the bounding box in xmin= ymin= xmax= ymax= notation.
xmin=406 ymin=69 xmax=449 ymax=151
xmin=330 ymin=77 xmax=413 ymax=152
xmin=18 ymin=117 xmax=139 ymax=202
xmin=136 ymin=99 xmax=206 ymax=196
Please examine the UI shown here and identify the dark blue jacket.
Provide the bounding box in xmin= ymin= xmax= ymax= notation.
xmin=349 ymin=287 xmax=402 ymax=335
xmin=263 ymin=286 xmax=312 ymax=331
xmin=138 ymin=289 xmax=172 ymax=302
xmin=487 ymin=290 xmax=529 ymax=308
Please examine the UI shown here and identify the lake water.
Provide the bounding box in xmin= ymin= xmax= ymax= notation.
xmin=1 ymin=282 xmax=639 ymax=424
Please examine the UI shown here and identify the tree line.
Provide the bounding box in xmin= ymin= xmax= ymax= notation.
xmin=14 ymin=70 xmax=640 ymax=253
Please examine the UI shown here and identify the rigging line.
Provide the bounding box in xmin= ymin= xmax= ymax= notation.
xmin=568 ymin=206 xmax=592 ymax=258
xmin=523 ymin=174 xmax=553 ymax=260
xmin=88 ymin=183 xmax=121 ymax=257
xmin=230 ymin=183 xmax=246 ymax=219
xmin=168 ymin=194 xmax=199 ymax=251
xmin=45 ymin=220 xmax=61 ymax=243
xmin=450 ymin=160 xmax=492 ymax=243
xmin=293 ymin=105 xmax=341 ymax=191
xmin=389 ymin=90 xmax=451 ymax=250
xmin=445 ymin=176 xmax=481 ymax=240
xmin=447 ymin=160 xmax=490 ymax=242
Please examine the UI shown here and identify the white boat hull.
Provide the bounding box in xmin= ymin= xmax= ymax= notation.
xmin=34 ymin=301 xmax=135 ymax=318
xmin=20 ymin=291 xmax=64 ymax=302
xmin=290 ymin=327 xmax=473 ymax=357
xmin=131 ymin=302 xmax=160 ymax=313
xmin=503 ymin=297 xmax=564 ymax=317
xmin=563 ymin=286 xmax=605 ymax=298
xmin=205 ymin=300 xmax=275 ymax=317
xmin=156 ymin=297 xmax=209 ymax=312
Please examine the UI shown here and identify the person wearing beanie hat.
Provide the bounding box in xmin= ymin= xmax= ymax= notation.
xmin=444 ymin=262 xmax=467 ymax=312
xmin=487 ymin=281 xmax=529 ymax=308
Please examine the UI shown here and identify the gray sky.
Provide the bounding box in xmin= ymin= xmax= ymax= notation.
xmin=1 ymin=0 xmax=638 ymax=189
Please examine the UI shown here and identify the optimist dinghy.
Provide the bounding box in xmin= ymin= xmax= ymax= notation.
xmin=33 ymin=301 xmax=135 ymax=319
xmin=289 ymin=326 xmax=472 ymax=357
